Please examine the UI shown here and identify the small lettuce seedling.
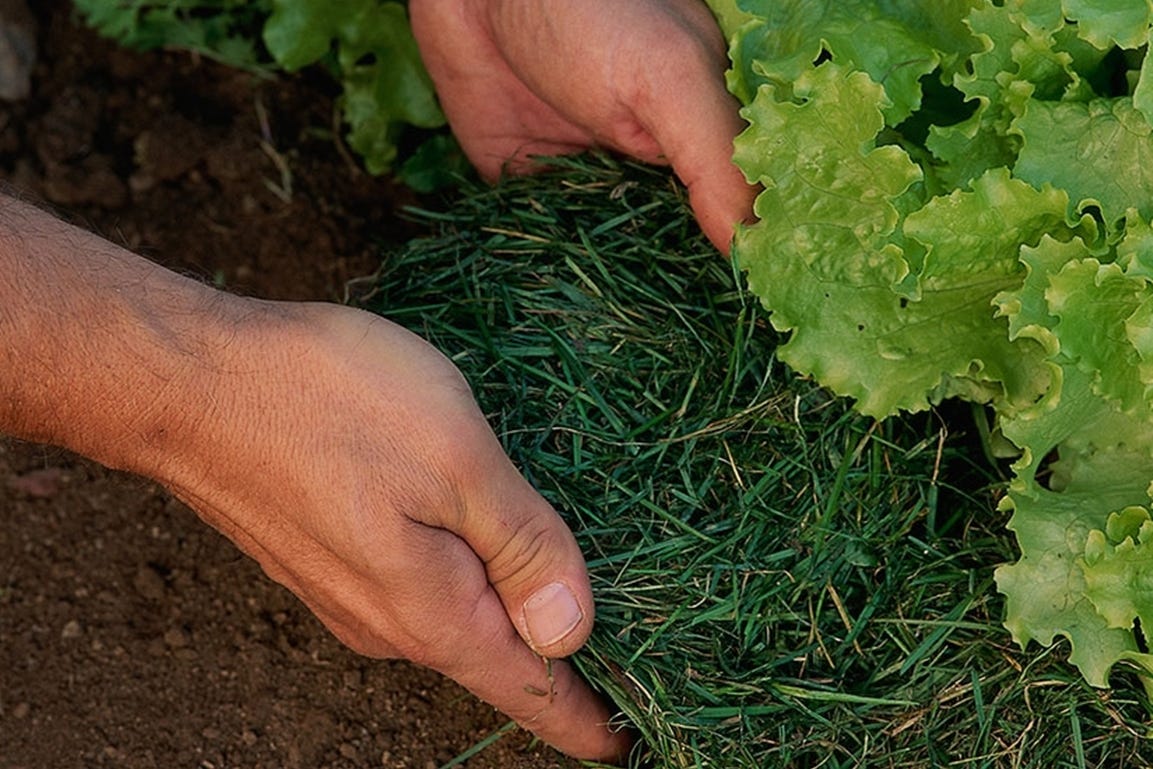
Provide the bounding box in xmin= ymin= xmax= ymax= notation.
xmin=72 ymin=0 xmax=445 ymax=176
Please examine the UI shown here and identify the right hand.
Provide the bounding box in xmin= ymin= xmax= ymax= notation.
xmin=410 ymin=0 xmax=755 ymax=255
xmin=139 ymin=301 xmax=632 ymax=762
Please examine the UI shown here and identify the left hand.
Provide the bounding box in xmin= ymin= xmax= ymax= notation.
xmin=410 ymin=0 xmax=755 ymax=254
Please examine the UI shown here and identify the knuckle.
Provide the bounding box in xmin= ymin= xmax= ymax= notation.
xmin=486 ymin=520 xmax=562 ymax=588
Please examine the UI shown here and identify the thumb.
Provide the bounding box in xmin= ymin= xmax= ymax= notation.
xmin=458 ymin=452 xmax=597 ymax=659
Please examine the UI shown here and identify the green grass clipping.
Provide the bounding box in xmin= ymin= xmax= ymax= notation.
xmin=365 ymin=155 xmax=1153 ymax=768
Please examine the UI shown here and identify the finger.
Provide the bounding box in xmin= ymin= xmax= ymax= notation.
xmin=426 ymin=555 xmax=633 ymax=763
xmin=410 ymin=0 xmax=593 ymax=181
xmin=237 ymin=525 xmax=633 ymax=762
xmin=455 ymin=445 xmax=599 ymax=659
xmin=212 ymin=511 xmax=630 ymax=761
xmin=365 ymin=521 xmax=631 ymax=762
xmin=625 ymin=11 xmax=757 ymax=254
xmin=646 ymin=82 xmax=756 ymax=255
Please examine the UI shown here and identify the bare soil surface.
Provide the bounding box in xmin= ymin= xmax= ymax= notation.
xmin=0 ymin=6 xmax=582 ymax=768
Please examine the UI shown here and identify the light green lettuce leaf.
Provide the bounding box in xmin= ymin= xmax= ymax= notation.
xmin=873 ymin=0 xmax=986 ymax=80
xmin=992 ymin=213 xmax=1153 ymax=685
xmin=1046 ymin=257 xmax=1152 ymax=411
xmin=993 ymin=227 xmax=1153 ymax=680
xmin=1116 ymin=212 xmax=1153 ymax=278
xmin=952 ymin=4 xmax=1031 ymax=108
xmin=1109 ymin=217 xmax=1153 ymax=393
xmin=735 ymin=62 xmax=1068 ymax=417
xmin=1081 ymin=507 xmax=1153 ymax=632
xmin=728 ymin=0 xmax=1153 ymax=695
xmin=898 ymin=170 xmax=1078 ymax=412
xmin=928 ymin=3 xmax=1108 ymax=184
xmin=734 ymin=63 xmax=917 ymax=415
xmin=927 ymin=4 xmax=1028 ymax=185
xmin=994 ymin=235 xmax=1082 ymax=357
xmin=925 ymin=112 xmax=1019 ymax=191
xmin=1002 ymin=1 xmax=1148 ymax=72
xmin=726 ymin=0 xmax=963 ymax=124
xmin=1013 ymin=98 xmax=1153 ymax=227
xmin=996 ymin=494 xmax=1143 ymax=687
xmin=996 ymin=368 xmax=1153 ymax=685
xmin=1062 ymin=0 xmax=1153 ymax=50
xmin=1011 ymin=27 xmax=1082 ymax=103
xmin=1133 ymin=51 xmax=1153 ymax=126
xmin=1007 ymin=0 xmax=1066 ymax=36
xmin=1126 ymin=292 xmax=1153 ymax=387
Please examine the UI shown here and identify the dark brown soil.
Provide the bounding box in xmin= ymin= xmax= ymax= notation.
xmin=0 ymin=6 xmax=582 ymax=768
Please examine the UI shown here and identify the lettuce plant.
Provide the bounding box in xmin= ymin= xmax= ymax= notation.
xmin=715 ymin=0 xmax=1153 ymax=692
xmin=72 ymin=0 xmax=444 ymax=176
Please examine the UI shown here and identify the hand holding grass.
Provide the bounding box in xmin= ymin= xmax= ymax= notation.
xmin=0 ymin=3 xmax=759 ymax=760
xmin=0 ymin=195 xmax=630 ymax=763
xmin=164 ymin=304 xmax=631 ymax=762
xmin=410 ymin=0 xmax=755 ymax=254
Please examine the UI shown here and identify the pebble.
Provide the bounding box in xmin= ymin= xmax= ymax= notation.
xmin=133 ymin=565 xmax=167 ymax=601
xmin=164 ymin=627 xmax=190 ymax=649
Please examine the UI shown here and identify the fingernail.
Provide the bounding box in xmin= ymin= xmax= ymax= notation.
xmin=523 ymin=581 xmax=583 ymax=650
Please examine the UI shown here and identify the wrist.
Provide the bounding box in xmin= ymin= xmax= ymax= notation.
xmin=94 ymin=292 xmax=294 ymax=484
xmin=121 ymin=297 xmax=313 ymax=494
xmin=0 ymin=196 xmax=290 ymax=481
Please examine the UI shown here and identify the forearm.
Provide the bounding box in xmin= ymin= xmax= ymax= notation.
xmin=0 ymin=193 xmax=257 ymax=477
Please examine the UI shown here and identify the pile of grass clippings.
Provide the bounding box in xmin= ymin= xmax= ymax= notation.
xmin=364 ymin=155 xmax=1153 ymax=768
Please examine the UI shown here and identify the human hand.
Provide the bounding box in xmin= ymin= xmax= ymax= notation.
xmin=148 ymin=302 xmax=631 ymax=762
xmin=410 ymin=0 xmax=755 ymax=254
xmin=0 ymin=192 xmax=628 ymax=761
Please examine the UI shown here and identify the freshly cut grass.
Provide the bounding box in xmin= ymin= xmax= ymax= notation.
xmin=365 ymin=155 xmax=1153 ymax=768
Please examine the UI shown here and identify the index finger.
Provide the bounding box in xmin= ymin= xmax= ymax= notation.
xmin=631 ymin=7 xmax=757 ymax=254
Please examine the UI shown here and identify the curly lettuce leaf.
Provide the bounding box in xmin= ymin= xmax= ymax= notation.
xmin=927 ymin=3 xmax=1117 ymax=185
xmin=1013 ymin=98 xmax=1153 ymax=227
xmin=727 ymin=0 xmax=1153 ymax=693
xmin=1082 ymin=507 xmax=1153 ymax=632
xmin=990 ymin=217 xmax=1153 ymax=684
xmin=925 ymin=4 xmax=1032 ymax=185
xmin=1062 ymin=0 xmax=1153 ymax=50
xmin=734 ymin=62 xmax=920 ymax=415
xmin=994 ymin=236 xmax=1078 ymax=357
xmin=1047 ymin=258 xmax=1152 ymax=411
xmin=724 ymin=0 xmax=980 ymax=124
xmin=735 ymin=61 xmax=1075 ymax=417
xmin=995 ymin=366 xmax=1153 ymax=685
xmin=995 ymin=221 xmax=1153 ymax=408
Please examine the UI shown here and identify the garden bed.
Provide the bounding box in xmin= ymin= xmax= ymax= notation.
xmin=6 ymin=3 xmax=1153 ymax=768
